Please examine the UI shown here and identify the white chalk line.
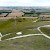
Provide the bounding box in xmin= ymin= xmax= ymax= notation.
xmin=1 ymin=31 xmax=50 ymax=41
xmin=33 ymin=19 xmax=38 ymax=22
xmin=2 ymin=33 xmax=13 ymax=37
xmin=37 ymin=25 xmax=50 ymax=39
xmin=5 ymin=34 xmax=43 ymax=40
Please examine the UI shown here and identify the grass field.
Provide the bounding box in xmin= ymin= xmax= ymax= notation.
xmin=0 ymin=18 xmax=50 ymax=35
xmin=0 ymin=17 xmax=36 ymax=40
xmin=0 ymin=17 xmax=50 ymax=50
xmin=0 ymin=18 xmax=34 ymax=35
xmin=24 ymin=14 xmax=37 ymax=17
xmin=0 ymin=17 xmax=50 ymax=40
xmin=2 ymin=33 xmax=17 ymax=40
xmin=2 ymin=29 xmax=40 ymax=40
xmin=22 ymin=29 xmax=40 ymax=35
xmin=0 ymin=36 xmax=50 ymax=50
xmin=0 ymin=17 xmax=37 ymax=40
xmin=40 ymin=27 xmax=50 ymax=36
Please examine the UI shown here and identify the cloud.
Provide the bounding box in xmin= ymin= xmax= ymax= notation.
xmin=0 ymin=0 xmax=50 ymax=6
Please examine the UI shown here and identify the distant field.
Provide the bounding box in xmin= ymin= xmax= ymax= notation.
xmin=24 ymin=14 xmax=37 ymax=17
xmin=0 ymin=13 xmax=7 ymax=17
xmin=7 ymin=12 xmax=24 ymax=17
xmin=40 ymin=27 xmax=50 ymax=36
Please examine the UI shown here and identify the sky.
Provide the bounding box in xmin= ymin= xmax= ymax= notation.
xmin=0 ymin=0 xmax=50 ymax=6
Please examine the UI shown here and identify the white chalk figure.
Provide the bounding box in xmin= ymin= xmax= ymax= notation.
xmin=33 ymin=20 xmax=38 ymax=22
xmin=16 ymin=32 xmax=22 ymax=35
xmin=0 ymin=32 xmax=2 ymax=41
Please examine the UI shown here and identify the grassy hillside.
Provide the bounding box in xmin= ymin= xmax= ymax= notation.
xmin=0 ymin=18 xmax=36 ymax=35
xmin=40 ymin=27 xmax=50 ymax=36
xmin=0 ymin=36 xmax=50 ymax=50
xmin=0 ymin=18 xmax=50 ymax=35
xmin=0 ymin=18 xmax=50 ymax=40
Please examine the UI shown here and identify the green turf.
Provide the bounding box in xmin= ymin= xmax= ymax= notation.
xmin=1 ymin=29 xmax=40 ymax=40
xmin=22 ymin=29 xmax=40 ymax=35
xmin=24 ymin=14 xmax=37 ymax=17
xmin=0 ymin=20 xmax=15 ymax=35
xmin=40 ymin=27 xmax=50 ymax=36
xmin=0 ymin=18 xmax=35 ymax=35
xmin=2 ymin=33 xmax=17 ymax=40
xmin=0 ymin=18 xmax=50 ymax=35
xmin=32 ymin=21 xmax=50 ymax=28
xmin=0 ymin=36 xmax=50 ymax=50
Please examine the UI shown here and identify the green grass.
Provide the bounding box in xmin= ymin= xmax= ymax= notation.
xmin=0 ymin=36 xmax=50 ymax=50
xmin=40 ymin=27 xmax=50 ymax=36
xmin=16 ymin=18 xmax=34 ymax=31
xmin=2 ymin=33 xmax=17 ymax=40
xmin=0 ymin=18 xmax=36 ymax=35
xmin=0 ymin=18 xmax=33 ymax=40
xmin=1 ymin=29 xmax=40 ymax=40
xmin=22 ymin=29 xmax=40 ymax=35
xmin=0 ymin=18 xmax=50 ymax=35
xmin=32 ymin=21 xmax=50 ymax=28
xmin=0 ymin=20 xmax=15 ymax=35
xmin=0 ymin=18 xmax=50 ymax=38
xmin=24 ymin=14 xmax=37 ymax=17
xmin=24 ymin=14 xmax=34 ymax=17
